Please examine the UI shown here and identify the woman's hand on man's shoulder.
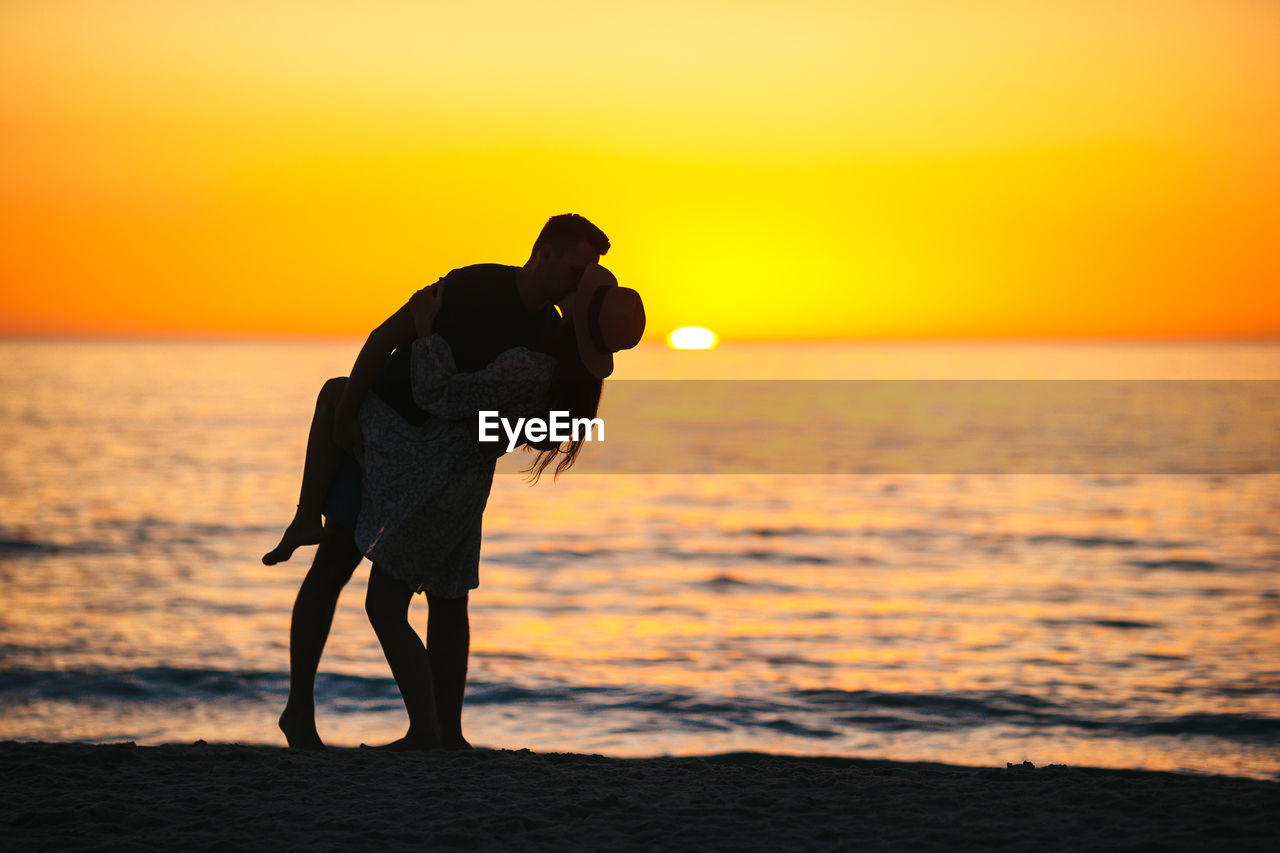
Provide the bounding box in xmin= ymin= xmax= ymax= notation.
xmin=409 ymin=281 xmax=445 ymax=337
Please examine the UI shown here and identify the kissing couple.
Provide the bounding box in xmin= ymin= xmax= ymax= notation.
xmin=263 ymin=214 xmax=645 ymax=750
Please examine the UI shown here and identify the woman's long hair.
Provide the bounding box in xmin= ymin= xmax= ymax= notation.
xmin=524 ymin=322 xmax=604 ymax=483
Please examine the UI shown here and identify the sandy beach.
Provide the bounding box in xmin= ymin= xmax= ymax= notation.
xmin=2 ymin=742 xmax=1278 ymax=850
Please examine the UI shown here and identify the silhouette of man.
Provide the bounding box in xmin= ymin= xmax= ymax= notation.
xmin=277 ymin=214 xmax=610 ymax=749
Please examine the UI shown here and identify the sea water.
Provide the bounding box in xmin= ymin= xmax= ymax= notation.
xmin=1 ymin=339 xmax=1277 ymax=779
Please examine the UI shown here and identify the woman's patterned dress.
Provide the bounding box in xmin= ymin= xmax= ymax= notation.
xmin=354 ymin=334 xmax=557 ymax=597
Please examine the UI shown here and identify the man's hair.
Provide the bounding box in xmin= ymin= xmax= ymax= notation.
xmin=532 ymin=214 xmax=610 ymax=258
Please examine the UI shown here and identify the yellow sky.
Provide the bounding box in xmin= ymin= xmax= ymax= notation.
xmin=2 ymin=0 xmax=1277 ymax=339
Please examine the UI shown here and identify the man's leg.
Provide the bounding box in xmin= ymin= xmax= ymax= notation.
xmin=365 ymin=566 xmax=441 ymax=750
xmin=427 ymin=593 xmax=472 ymax=750
xmin=278 ymin=519 xmax=363 ymax=749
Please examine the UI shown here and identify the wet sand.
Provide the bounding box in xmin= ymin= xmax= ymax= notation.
xmin=2 ymin=742 xmax=1278 ymax=850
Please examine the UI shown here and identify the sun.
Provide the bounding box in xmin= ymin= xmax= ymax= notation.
xmin=667 ymin=327 xmax=718 ymax=350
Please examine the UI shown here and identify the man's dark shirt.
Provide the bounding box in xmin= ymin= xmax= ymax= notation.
xmin=370 ymin=264 xmax=561 ymax=424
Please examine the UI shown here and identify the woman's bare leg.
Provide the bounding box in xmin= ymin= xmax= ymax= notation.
xmin=264 ymin=377 xmax=349 ymax=566
xmin=427 ymin=593 xmax=472 ymax=749
xmin=365 ymin=565 xmax=441 ymax=750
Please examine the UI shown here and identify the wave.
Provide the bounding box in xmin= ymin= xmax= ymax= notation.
xmin=688 ymin=574 xmax=804 ymax=594
xmin=0 ymin=539 xmax=108 ymax=558
xmin=725 ymin=528 xmax=1202 ymax=555
xmin=1037 ymin=618 xmax=1162 ymax=630
xmin=489 ymin=546 xmax=839 ymax=569
xmin=0 ymin=519 xmax=282 ymax=561
xmin=1026 ymin=535 xmax=1189 ymax=549
xmin=3 ymin=666 xmax=1278 ymax=746
xmin=486 ymin=548 xmax=624 ymax=568
xmin=668 ymin=548 xmax=835 ymax=566
xmin=1126 ymin=559 xmax=1224 ymax=572
xmin=728 ymin=526 xmax=858 ymax=539
xmin=791 ymin=689 xmax=1280 ymax=740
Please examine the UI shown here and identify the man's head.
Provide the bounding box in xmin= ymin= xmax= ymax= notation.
xmin=527 ymin=214 xmax=610 ymax=302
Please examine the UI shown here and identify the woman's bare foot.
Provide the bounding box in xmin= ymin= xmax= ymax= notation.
xmin=263 ymin=512 xmax=325 ymax=566
xmin=279 ymin=708 xmax=325 ymax=750
xmin=441 ymin=735 xmax=473 ymax=751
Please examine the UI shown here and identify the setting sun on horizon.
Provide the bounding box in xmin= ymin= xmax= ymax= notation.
xmin=2 ymin=1 xmax=1278 ymax=341
xmin=667 ymin=327 xmax=718 ymax=350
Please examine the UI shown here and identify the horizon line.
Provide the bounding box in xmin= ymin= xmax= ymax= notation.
xmin=1 ymin=331 xmax=1277 ymax=346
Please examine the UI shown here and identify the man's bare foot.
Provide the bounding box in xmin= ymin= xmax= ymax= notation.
xmin=263 ymin=515 xmax=325 ymax=566
xmin=362 ymin=731 xmax=439 ymax=751
xmin=279 ymin=709 xmax=325 ymax=750
xmin=441 ymin=736 xmax=473 ymax=751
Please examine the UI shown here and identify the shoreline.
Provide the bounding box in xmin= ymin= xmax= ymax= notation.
xmin=3 ymin=742 xmax=1278 ymax=850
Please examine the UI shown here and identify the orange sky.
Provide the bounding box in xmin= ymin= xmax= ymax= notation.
xmin=2 ymin=0 xmax=1277 ymax=340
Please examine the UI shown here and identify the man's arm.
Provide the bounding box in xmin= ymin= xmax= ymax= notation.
xmin=332 ymin=282 xmax=445 ymax=455
xmin=332 ymin=304 xmax=415 ymax=455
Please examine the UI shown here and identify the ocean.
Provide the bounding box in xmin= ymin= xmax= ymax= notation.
xmin=1 ymin=339 xmax=1277 ymax=779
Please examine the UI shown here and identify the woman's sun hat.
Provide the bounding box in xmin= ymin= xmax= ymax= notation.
xmin=572 ymin=265 xmax=646 ymax=379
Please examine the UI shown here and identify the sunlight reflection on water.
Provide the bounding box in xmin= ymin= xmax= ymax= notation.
xmin=1 ymin=339 xmax=1278 ymax=779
